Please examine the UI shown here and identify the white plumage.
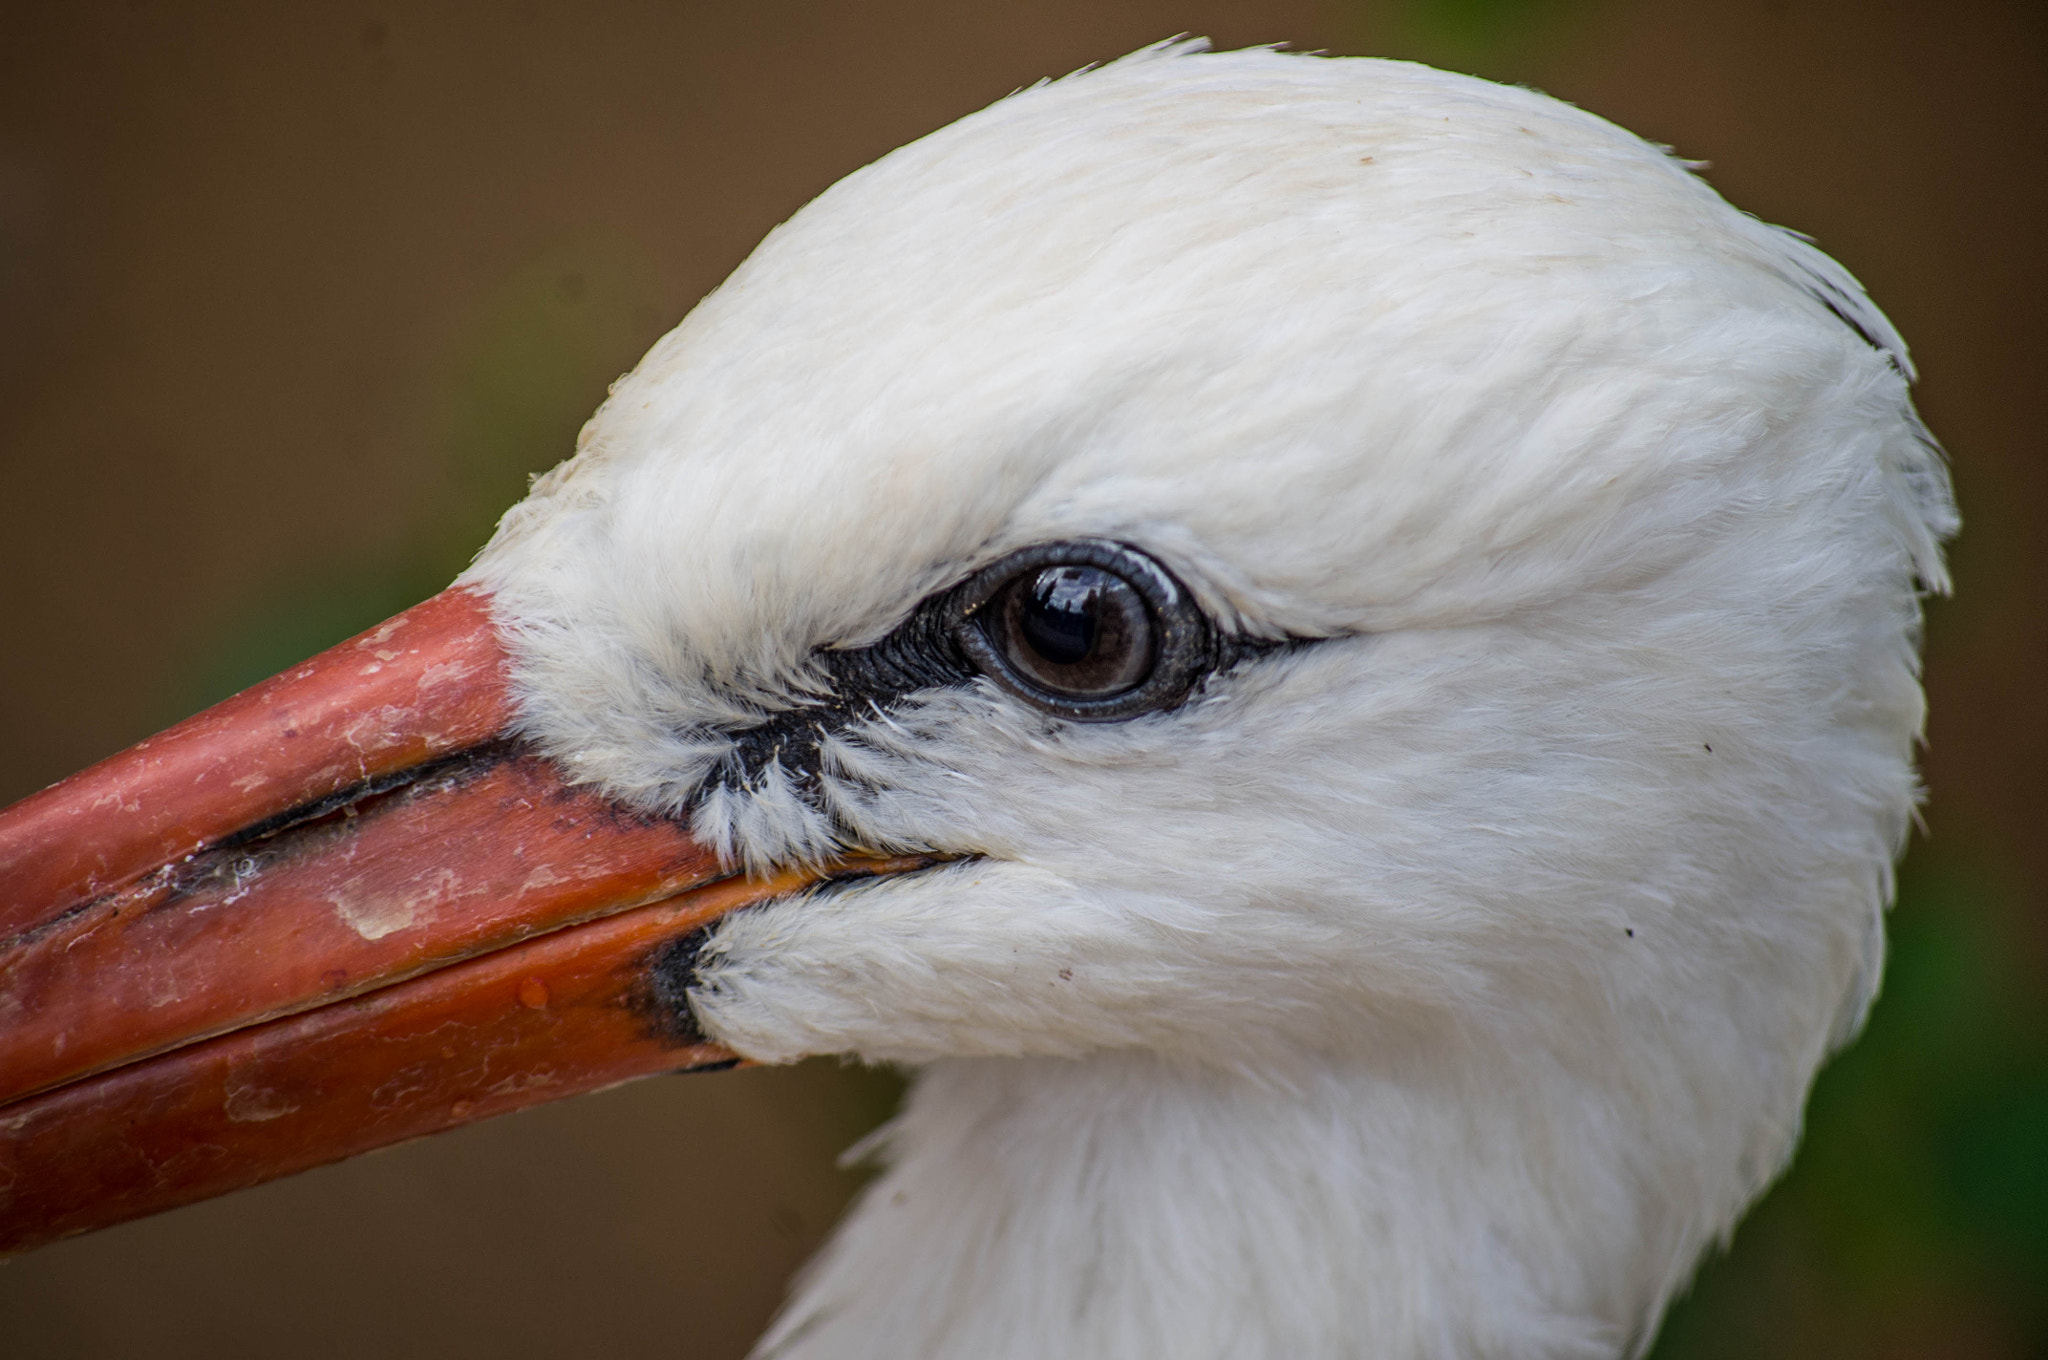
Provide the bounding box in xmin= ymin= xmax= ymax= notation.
xmin=465 ymin=42 xmax=1953 ymax=1359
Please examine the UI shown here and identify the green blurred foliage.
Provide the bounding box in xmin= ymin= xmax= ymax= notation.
xmin=1330 ymin=0 xmax=1597 ymax=65
xmin=1652 ymin=852 xmax=2048 ymax=1359
xmin=172 ymin=231 xmax=671 ymax=714
xmin=431 ymin=233 xmax=671 ymax=586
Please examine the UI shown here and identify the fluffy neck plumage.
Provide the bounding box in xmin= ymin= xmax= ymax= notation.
xmin=755 ymin=1050 xmax=1718 ymax=1360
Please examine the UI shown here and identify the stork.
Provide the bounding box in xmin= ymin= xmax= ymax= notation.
xmin=0 ymin=41 xmax=1953 ymax=1360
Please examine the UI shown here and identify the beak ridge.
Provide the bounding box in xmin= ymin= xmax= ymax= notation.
xmin=0 ymin=586 xmax=509 ymax=937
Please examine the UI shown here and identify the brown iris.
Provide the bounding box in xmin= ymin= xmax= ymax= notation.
xmin=991 ymin=564 xmax=1157 ymax=699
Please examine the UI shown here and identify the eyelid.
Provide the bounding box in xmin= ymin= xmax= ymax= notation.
xmin=952 ymin=539 xmax=1186 ymax=622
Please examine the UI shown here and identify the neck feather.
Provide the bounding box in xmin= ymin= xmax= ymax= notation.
xmin=754 ymin=1051 xmax=1723 ymax=1360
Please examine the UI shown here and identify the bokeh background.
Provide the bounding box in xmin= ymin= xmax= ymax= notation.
xmin=2 ymin=2 xmax=2042 ymax=1356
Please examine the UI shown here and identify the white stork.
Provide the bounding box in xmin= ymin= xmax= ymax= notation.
xmin=0 ymin=41 xmax=1953 ymax=1360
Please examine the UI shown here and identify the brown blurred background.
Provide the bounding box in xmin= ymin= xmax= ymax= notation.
xmin=2 ymin=2 xmax=2042 ymax=1357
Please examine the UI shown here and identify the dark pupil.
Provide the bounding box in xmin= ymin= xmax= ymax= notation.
xmin=1020 ymin=568 xmax=1103 ymax=665
xmin=997 ymin=564 xmax=1156 ymax=698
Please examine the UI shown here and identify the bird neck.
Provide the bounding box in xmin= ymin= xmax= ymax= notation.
xmin=757 ymin=1050 xmax=1683 ymax=1360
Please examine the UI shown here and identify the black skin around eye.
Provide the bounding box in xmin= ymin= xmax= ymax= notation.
xmin=711 ymin=540 xmax=1302 ymax=795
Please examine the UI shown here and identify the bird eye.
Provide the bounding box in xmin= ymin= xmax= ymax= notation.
xmin=952 ymin=540 xmax=1214 ymax=721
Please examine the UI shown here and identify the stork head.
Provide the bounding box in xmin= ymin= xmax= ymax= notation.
xmin=0 ymin=41 xmax=1950 ymax=1316
xmin=477 ymin=43 xmax=1950 ymax=1082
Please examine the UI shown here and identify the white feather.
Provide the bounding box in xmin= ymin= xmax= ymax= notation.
xmin=466 ymin=41 xmax=1953 ymax=1360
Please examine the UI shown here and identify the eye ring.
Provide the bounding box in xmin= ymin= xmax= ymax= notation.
xmin=951 ymin=539 xmax=1215 ymax=721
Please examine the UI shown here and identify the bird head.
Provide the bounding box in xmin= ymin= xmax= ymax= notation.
xmin=0 ymin=41 xmax=1951 ymax=1322
xmin=473 ymin=44 xmax=1950 ymax=1082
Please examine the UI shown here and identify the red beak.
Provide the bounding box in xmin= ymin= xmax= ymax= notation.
xmin=0 ymin=586 xmax=923 ymax=1255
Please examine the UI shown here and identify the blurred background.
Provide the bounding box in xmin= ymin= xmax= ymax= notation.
xmin=1 ymin=2 xmax=2042 ymax=1356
